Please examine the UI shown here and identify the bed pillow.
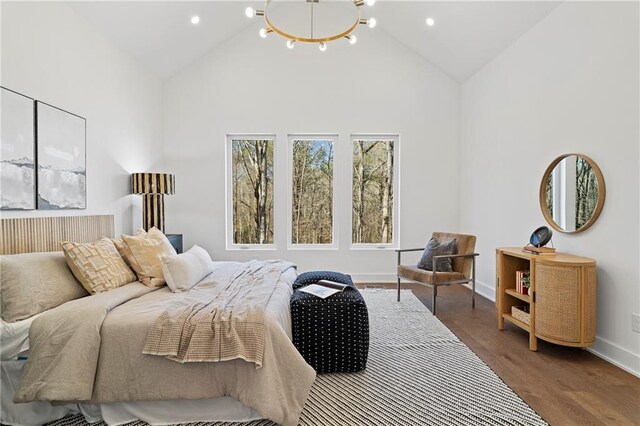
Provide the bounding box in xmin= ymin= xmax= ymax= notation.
xmin=112 ymin=228 xmax=146 ymax=269
xmin=61 ymin=238 xmax=137 ymax=294
xmin=161 ymin=245 xmax=214 ymax=292
xmin=417 ymin=238 xmax=457 ymax=272
xmin=120 ymin=227 xmax=177 ymax=288
xmin=0 ymin=251 xmax=89 ymax=322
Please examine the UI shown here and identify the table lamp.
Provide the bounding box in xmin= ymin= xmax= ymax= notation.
xmin=131 ymin=172 xmax=175 ymax=232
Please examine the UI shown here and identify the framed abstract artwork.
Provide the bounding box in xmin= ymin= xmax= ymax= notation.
xmin=36 ymin=101 xmax=86 ymax=209
xmin=1 ymin=87 xmax=36 ymax=210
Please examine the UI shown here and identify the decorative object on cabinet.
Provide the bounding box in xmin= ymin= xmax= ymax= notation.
xmin=0 ymin=87 xmax=36 ymax=210
xmin=529 ymin=225 xmax=553 ymax=247
xmin=523 ymin=226 xmax=556 ymax=255
xmin=166 ymin=234 xmax=183 ymax=254
xmin=131 ymin=172 xmax=175 ymax=232
xmin=496 ymin=247 xmax=596 ymax=351
xmin=36 ymin=101 xmax=86 ymax=209
xmin=540 ymin=154 xmax=605 ymax=233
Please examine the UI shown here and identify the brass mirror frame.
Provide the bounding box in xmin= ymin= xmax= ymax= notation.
xmin=539 ymin=153 xmax=606 ymax=234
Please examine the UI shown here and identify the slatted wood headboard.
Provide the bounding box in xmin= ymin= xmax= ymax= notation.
xmin=0 ymin=215 xmax=115 ymax=255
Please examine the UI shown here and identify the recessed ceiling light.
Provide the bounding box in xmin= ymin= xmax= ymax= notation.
xmin=426 ymin=17 xmax=435 ymax=27
xmin=191 ymin=16 xmax=200 ymax=25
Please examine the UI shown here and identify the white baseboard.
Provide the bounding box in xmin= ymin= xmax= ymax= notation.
xmin=352 ymin=275 xmax=497 ymax=300
xmin=465 ymin=280 xmax=495 ymax=302
xmin=588 ymin=337 xmax=640 ymax=378
xmin=350 ymin=273 xmax=398 ymax=283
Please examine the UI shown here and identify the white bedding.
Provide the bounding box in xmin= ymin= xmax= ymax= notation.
xmin=0 ymin=312 xmax=41 ymax=360
xmin=2 ymin=360 xmax=262 ymax=426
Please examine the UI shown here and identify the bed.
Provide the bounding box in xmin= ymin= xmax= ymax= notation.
xmin=0 ymin=215 xmax=316 ymax=426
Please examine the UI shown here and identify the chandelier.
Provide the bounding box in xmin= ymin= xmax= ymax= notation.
xmin=245 ymin=0 xmax=377 ymax=51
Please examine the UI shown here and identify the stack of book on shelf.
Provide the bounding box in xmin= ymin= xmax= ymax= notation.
xmin=516 ymin=270 xmax=530 ymax=295
xmin=522 ymin=245 xmax=556 ymax=255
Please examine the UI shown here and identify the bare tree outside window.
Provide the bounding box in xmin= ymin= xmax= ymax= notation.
xmin=352 ymin=139 xmax=395 ymax=245
xmin=231 ymin=139 xmax=274 ymax=245
xmin=575 ymin=157 xmax=598 ymax=229
xmin=291 ymin=139 xmax=334 ymax=245
xmin=543 ymin=155 xmax=599 ymax=231
xmin=545 ymin=173 xmax=553 ymax=218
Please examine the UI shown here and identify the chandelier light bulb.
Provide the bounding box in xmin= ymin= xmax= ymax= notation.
xmin=426 ymin=17 xmax=435 ymax=26
xmin=349 ymin=35 xmax=357 ymax=45
xmin=319 ymin=42 xmax=327 ymax=52
xmin=190 ymin=16 xmax=200 ymax=25
xmin=365 ymin=0 xmax=376 ymax=6
xmin=245 ymin=7 xmax=255 ymax=18
xmin=368 ymin=18 xmax=377 ymax=28
xmin=259 ymin=28 xmax=268 ymax=38
xmin=287 ymin=39 xmax=296 ymax=49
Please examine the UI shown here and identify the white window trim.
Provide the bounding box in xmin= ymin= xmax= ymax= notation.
xmin=225 ymin=133 xmax=277 ymax=251
xmin=349 ymin=133 xmax=401 ymax=250
xmin=287 ymin=134 xmax=339 ymax=250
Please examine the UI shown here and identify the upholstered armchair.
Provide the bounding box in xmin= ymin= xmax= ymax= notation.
xmin=396 ymin=232 xmax=478 ymax=315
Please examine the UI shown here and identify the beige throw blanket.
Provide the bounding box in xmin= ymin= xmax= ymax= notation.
xmin=143 ymin=260 xmax=294 ymax=367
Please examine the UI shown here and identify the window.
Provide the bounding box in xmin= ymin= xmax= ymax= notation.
xmin=226 ymin=135 xmax=275 ymax=249
xmin=288 ymin=135 xmax=337 ymax=248
xmin=351 ymin=135 xmax=399 ymax=248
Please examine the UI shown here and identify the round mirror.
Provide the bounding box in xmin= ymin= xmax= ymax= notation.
xmin=539 ymin=154 xmax=605 ymax=233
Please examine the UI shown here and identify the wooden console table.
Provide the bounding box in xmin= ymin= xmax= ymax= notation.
xmin=496 ymin=247 xmax=596 ymax=351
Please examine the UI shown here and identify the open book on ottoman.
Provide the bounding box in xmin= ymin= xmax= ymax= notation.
xmin=299 ymin=279 xmax=352 ymax=299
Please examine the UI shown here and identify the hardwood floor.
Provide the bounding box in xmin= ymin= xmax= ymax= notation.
xmin=357 ymin=283 xmax=640 ymax=425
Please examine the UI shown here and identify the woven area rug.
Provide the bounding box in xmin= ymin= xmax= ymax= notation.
xmin=48 ymin=289 xmax=547 ymax=426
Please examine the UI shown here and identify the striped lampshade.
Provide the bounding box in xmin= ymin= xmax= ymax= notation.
xmin=131 ymin=173 xmax=175 ymax=195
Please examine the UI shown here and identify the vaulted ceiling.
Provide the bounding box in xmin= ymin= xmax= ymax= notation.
xmin=69 ymin=1 xmax=561 ymax=82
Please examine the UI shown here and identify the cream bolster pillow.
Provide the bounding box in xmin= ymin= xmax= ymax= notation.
xmin=61 ymin=238 xmax=137 ymax=294
xmin=161 ymin=245 xmax=214 ymax=292
xmin=0 ymin=251 xmax=89 ymax=322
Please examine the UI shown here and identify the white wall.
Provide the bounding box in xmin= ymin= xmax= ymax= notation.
xmin=162 ymin=17 xmax=461 ymax=280
xmin=0 ymin=2 xmax=163 ymax=235
xmin=460 ymin=2 xmax=639 ymax=375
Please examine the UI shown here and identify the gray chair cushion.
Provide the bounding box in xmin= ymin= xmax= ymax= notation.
xmin=417 ymin=238 xmax=457 ymax=272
